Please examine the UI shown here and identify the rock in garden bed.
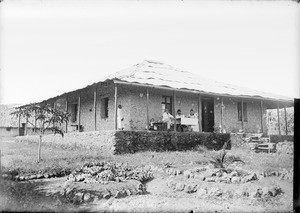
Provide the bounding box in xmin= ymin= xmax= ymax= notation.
xmin=260 ymin=168 xmax=293 ymax=181
xmin=61 ymin=161 xmax=154 ymax=204
xmin=165 ymin=174 xmax=284 ymax=201
xmin=66 ymin=161 xmax=154 ymax=184
xmin=179 ymin=166 xmax=260 ymax=184
xmin=164 ymin=162 xmax=293 ymax=185
xmin=63 ymin=179 xmax=146 ymax=204
xmin=2 ymin=169 xmax=71 ymax=182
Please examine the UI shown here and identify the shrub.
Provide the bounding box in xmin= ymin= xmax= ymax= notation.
xmin=114 ymin=131 xmax=231 ymax=154
xmin=270 ymin=135 xmax=294 ymax=143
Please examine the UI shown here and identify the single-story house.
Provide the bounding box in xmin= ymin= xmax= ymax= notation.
xmin=19 ymin=60 xmax=294 ymax=135
xmin=0 ymin=104 xmax=36 ymax=137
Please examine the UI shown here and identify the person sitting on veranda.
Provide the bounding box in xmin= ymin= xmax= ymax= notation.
xmin=162 ymin=108 xmax=174 ymax=130
xmin=175 ymin=109 xmax=185 ymax=119
xmin=188 ymin=109 xmax=198 ymax=118
xmin=149 ymin=118 xmax=155 ymax=131
xmin=175 ymin=109 xmax=186 ymax=132
xmin=187 ymin=109 xmax=198 ymax=131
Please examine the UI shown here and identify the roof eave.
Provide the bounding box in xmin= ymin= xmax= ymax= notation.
xmin=112 ymin=79 xmax=294 ymax=105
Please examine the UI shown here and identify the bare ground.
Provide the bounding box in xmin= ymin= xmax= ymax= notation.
xmin=0 ymin=171 xmax=292 ymax=212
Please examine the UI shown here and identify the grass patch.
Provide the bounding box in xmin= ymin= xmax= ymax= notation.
xmin=0 ymin=179 xmax=84 ymax=212
xmin=1 ymin=138 xmax=111 ymax=176
xmin=0 ymin=137 xmax=293 ymax=176
xmin=227 ymin=147 xmax=293 ymax=172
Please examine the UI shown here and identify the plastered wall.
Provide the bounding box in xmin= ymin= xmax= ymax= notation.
xmin=214 ymin=97 xmax=268 ymax=134
xmin=54 ymin=82 xmax=116 ymax=132
xmin=52 ymin=83 xmax=268 ymax=133
xmin=115 ymin=86 xmax=200 ymax=131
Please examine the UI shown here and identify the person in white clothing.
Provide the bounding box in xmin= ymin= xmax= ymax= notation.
xmin=162 ymin=108 xmax=174 ymax=130
xmin=175 ymin=109 xmax=187 ymax=132
xmin=175 ymin=109 xmax=185 ymax=119
xmin=188 ymin=109 xmax=198 ymax=118
xmin=117 ymin=104 xmax=124 ymax=130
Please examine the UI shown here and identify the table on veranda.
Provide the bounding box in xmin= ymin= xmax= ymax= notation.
xmin=176 ymin=117 xmax=199 ymax=132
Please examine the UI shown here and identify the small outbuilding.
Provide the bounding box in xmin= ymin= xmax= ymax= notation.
xmin=0 ymin=104 xmax=33 ymax=136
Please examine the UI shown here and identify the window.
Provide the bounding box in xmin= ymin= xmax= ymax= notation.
xmin=71 ymin=104 xmax=78 ymax=123
xmin=162 ymin=96 xmax=173 ymax=115
xmin=101 ymin=97 xmax=109 ymax=118
xmin=237 ymin=102 xmax=247 ymax=122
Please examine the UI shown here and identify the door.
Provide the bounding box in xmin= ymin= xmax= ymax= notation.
xmin=202 ymin=97 xmax=214 ymax=132
xmin=19 ymin=123 xmax=25 ymax=136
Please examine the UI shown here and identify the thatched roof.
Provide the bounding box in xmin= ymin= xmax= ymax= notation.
xmin=108 ymin=60 xmax=293 ymax=103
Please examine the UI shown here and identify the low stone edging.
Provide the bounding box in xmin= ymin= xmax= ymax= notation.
xmin=164 ymin=166 xmax=293 ymax=183
xmin=63 ymin=179 xmax=146 ymax=204
xmin=165 ymin=177 xmax=283 ymax=199
xmin=1 ymin=170 xmax=71 ymax=181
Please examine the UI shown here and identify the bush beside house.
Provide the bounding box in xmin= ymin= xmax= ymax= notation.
xmin=270 ymin=135 xmax=294 ymax=143
xmin=114 ymin=131 xmax=231 ymax=154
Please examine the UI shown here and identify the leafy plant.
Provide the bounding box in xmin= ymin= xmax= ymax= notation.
xmin=266 ymin=107 xmax=294 ymax=135
xmin=11 ymin=103 xmax=70 ymax=163
xmin=209 ymin=139 xmax=245 ymax=169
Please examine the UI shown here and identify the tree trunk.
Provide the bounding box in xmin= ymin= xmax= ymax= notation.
xmin=38 ymin=134 xmax=42 ymax=163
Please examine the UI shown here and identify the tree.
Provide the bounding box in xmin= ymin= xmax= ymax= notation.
xmin=266 ymin=107 xmax=294 ymax=135
xmin=11 ymin=103 xmax=70 ymax=163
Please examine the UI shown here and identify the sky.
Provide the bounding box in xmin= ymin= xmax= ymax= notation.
xmin=0 ymin=0 xmax=299 ymax=105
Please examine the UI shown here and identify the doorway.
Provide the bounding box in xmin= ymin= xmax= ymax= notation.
xmin=202 ymin=97 xmax=214 ymax=132
xmin=19 ymin=123 xmax=25 ymax=136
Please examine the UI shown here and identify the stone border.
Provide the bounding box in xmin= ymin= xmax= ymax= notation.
xmin=1 ymin=170 xmax=71 ymax=181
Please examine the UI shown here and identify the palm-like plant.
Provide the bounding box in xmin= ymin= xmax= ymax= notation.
xmin=209 ymin=139 xmax=245 ymax=170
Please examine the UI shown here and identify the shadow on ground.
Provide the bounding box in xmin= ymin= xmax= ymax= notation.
xmin=0 ymin=178 xmax=89 ymax=212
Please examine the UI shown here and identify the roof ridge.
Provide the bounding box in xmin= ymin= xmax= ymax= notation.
xmin=106 ymin=61 xmax=293 ymax=102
